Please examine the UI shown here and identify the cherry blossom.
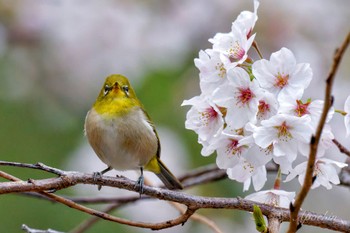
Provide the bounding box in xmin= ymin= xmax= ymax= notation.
xmin=209 ymin=26 xmax=255 ymax=70
xmin=182 ymin=95 xmax=224 ymax=155
xmin=256 ymin=91 xmax=278 ymax=123
xmin=252 ymin=47 xmax=313 ymax=101
xmin=195 ymin=49 xmax=228 ymax=94
xmin=182 ymin=0 xmax=345 ymax=193
xmin=227 ymin=163 xmax=267 ymax=191
xmin=208 ymin=131 xmax=250 ymax=169
xmin=232 ymin=0 xmax=260 ymax=38
xmin=278 ymin=95 xmax=334 ymax=130
xmin=245 ymin=189 xmax=295 ymax=208
xmin=213 ymin=67 xmax=263 ymax=129
xmin=253 ymin=114 xmax=313 ymax=164
xmin=285 ymin=158 xmax=347 ymax=190
xmin=298 ymin=124 xmax=334 ymax=158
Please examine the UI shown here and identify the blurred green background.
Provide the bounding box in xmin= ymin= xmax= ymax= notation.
xmin=0 ymin=0 xmax=349 ymax=232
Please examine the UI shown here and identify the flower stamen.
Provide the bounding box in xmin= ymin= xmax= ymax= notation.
xmin=295 ymin=100 xmax=311 ymax=117
xmin=200 ymin=107 xmax=219 ymax=126
xmin=274 ymin=121 xmax=292 ymax=140
xmin=226 ymin=139 xmax=242 ymax=157
xmin=274 ymin=72 xmax=289 ymax=89
xmin=215 ymin=62 xmax=226 ymax=78
xmin=257 ymin=100 xmax=270 ymax=119
xmin=228 ymin=41 xmax=245 ymax=62
xmin=236 ymin=87 xmax=254 ymax=106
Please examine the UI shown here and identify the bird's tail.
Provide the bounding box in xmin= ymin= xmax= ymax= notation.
xmin=146 ymin=157 xmax=183 ymax=190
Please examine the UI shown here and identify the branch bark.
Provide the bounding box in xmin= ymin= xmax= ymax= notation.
xmin=333 ymin=138 xmax=350 ymax=157
xmin=0 ymin=169 xmax=196 ymax=231
xmin=267 ymin=216 xmax=281 ymax=233
xmin=1 ymin=166 xmax=350 ymax=232
xmin=287 ymin=32 xmax=350 ymax=233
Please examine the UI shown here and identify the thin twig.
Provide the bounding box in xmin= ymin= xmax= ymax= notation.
xmin=170 ymin=202 xmax=224 ymax=233
xmin=22 ymin=224 xmax=64 ymax=233
xmin=332 ymin=138 xmax=350 ymax=157
xmin=70 ymin=202 xmax=138 ymax=233
xmin=0 ymin=170 xmax=196 ymax=231
xmin=0 ymin=161 xmax=65 ymax=176
xmin=179 ymin=163 xmax=220 ymax=181
xmin=287 ymin=32 xmax=350 ymax=233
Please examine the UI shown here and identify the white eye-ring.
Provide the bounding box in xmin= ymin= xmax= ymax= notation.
xmin=104 ymin=85 xmax=112 ymax=96
xmin=122 ymin=85 xmax=129 ymax=96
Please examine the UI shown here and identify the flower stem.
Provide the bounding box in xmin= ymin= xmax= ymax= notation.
xmin=273 ymin=167 xmax=281 ymax=190
xmin=252 ymin=40 xmax=264 ymax=59
xmin=335 ymin=109 xmax=347 ymax=116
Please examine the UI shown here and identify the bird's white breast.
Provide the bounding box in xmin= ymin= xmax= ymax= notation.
xmin=85 ymin=107 xmax=158 ymax=170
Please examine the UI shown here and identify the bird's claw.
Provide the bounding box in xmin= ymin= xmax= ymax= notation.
xmin=93 ymin=172 xmax=103 ymax=191
xmin=135 ymin=175 xmax=144 ymax=196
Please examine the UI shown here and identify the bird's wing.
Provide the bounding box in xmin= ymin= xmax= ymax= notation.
xmin=141 ymin=108 xmax=161 ymax=159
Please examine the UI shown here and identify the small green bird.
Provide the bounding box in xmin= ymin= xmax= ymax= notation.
xmin=84 ymin=74 xmax=183 ymax=191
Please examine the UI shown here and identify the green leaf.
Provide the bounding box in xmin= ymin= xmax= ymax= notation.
xmin=253 ymin=205 xmax=267 ymax=233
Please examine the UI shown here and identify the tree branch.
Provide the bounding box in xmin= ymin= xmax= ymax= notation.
xmin=22 ymin=224 xmax=64 ymax=233
xmin=267 ymin=216 xmax=281 ymax=233
xmin=339 ymin=157 xmax=350 ymax=187
xmin=70 ymin=202 xmax=124 ymax=233
xmin=1 ymin=165 xmax=350 ymax=232
xmin=287 ymin=32 xmax=350 ymax=233
xmin=333 ymin=138 xmax=350 ymax=157
xmin=0 ymin=169 xmax=197 ymax=230
xmin=0 ymin=161 xmax=65 ymax=175
xmin=170 ymin=202 xmax=224 ymax=233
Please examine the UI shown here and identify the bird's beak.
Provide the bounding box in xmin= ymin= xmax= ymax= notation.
xmin=112 ymin=82 xmax=119 ymax=91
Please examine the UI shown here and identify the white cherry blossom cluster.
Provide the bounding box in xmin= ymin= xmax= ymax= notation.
xmin=182 ymin=0 xmax=348 ymax=202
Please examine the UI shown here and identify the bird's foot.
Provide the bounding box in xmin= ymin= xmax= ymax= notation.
xmin=93 ymin=166 xmax=112 ymax=191
xmin=135 ymin=175 xmax=144 ymax=196
xmin=93 ymin=172 xmax=103 ymax=191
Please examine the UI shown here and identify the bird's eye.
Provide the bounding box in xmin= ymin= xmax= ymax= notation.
xmin=122 ymin=85 xmax=129 ymax=96
xmin=104 ymin=85 xmax=112 ymax=96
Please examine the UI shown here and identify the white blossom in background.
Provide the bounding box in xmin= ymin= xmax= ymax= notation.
xmin=245 ymin=189 xmax=295 ymax=208
xmin=225 ymin=125 xmax=272 ymax=190
xmin=214 ymin=0 xmax=259 ymax=70
xmin=252 ymin=47 xmax=313 ymax=101
xmin=183 ymin=0 xmax=348 ymax=194
xmin=240 ymin=128 xmax=273 ymax=167
xmin=285 ymin=158 xmax=348 ymax=190
xmin=213 ymin=67 xmax=263 ymax=129
xmin=227 ymin=164 xmax=267 ymax=191
xmin=209 ymin=27 xmax=255 ymax=71
xmin=344 ymin=95 xmax=350 ymax=137
xmin=298 ymin=124 xmax=334 ymax=158
xmin=278 ymin=95 xmax=334 ymax=130
xmin=233 ymin=0 xmax=260 ymax=38
xmin=253 ymin=114 xmax=312 ymax=164
xmin=195 ymin=49 xmax=228 ymax=94
xmin=182 ymin=95 xmax=224 ymax=156
xmin=207 ymin=131 xmax=249 ymax=169
xmin=256 ymin=91 xmax=279 ymax=123
xmin=5 ymin=0 xmax=262 ymax=111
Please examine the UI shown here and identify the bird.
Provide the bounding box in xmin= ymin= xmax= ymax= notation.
xmin=84 ymin=74 xmax=183 ymax=192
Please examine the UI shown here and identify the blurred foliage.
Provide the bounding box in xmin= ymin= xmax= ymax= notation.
xmin=0 ymin=99 xmax=81 ymax=176
xmin=0 ymin=59 xmax=242 ymax=233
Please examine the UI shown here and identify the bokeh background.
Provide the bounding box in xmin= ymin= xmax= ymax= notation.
xmin=0 ymin=0 xmax=349 ymax=232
